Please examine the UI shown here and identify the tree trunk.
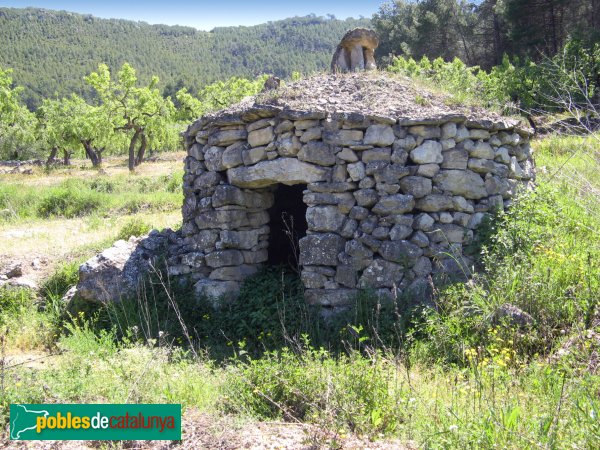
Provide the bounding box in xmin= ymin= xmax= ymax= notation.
xmin=46 ymin=147 xmax=58 ymax=166
xmin=81 ymin=140 xmax=101 ymax=167
xmin=493 ymin=12 xmax=504 ymax=66
xmin=593 ymin=0 xmax=600 ymax=32
xmin=62 ymin=149 xmax=71 ymax=166
xmin=96 ymin=148 xmax=104 ymax=166
xmin=135 ymin=133 xmax=147 ymax=167
xmin=457 ymin=21 xmax=472 ymax=65
xmin=549 ymin=2 xmax=558 ymax=56
xmin=128 ymin=129 xmax=141 ymax=172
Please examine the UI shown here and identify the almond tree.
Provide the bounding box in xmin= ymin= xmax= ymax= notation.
xmin=85 ymin=63 xmax=175 ymax=171
xmin=37 ymin=95 xmax=113 ymax=167
xmin=0 ymin=67 xmax=20 ymax=123
xmin=0 ymin=66 xmax=35 ymax=159
xmin=174 ymin=75 xmax=267 ymax=123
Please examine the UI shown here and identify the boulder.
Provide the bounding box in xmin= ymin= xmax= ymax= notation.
xmin=359 ymin=259 xmax=404 ymax=288
xmin=322 ymin=129 xmax=363 ymax=146
xmin=208 ymin=129 xmax=247 ymax=146
xmin=399 ymin=176 xmax=432 ymax=198
xmin=416 ymin=194 xmax=454 ymax=212
xmin=276 ymin=135 xmax=302 ymax=156
xmin=305 ymin=288 xmax=358 ymax=306
xmin=205 ymin=250 xmax=244 ymax=268
xmin=362 ymin=148 xmax=391 ymax=163
xmin=298 ymin=141 xmax=336 ymax=166
xmin=379 ymin=240 xmax=423 ymax=266
xmin=470 ymin=141 xmax=495 ymax=159
xmin=248 ymin=126 xmax=274 ymax=147
xmin=347 ymin=162 xmax=366 ymax=181
xmin=441 ymin=149 xmax=468 ymax=170
xmin=75 ymin=239 xmax=141 ymax=303
xmin=2 ymin=262 xmax=22 ymax=279
xmin=330 ymin=28 xmax=379 ymax=72
xmin=204 ymin=146 xmax=228 ymax=172
xmin=212 ymin=185 xmax=273 ymax=209
xmin=76 ymin=238 xmax=164 ymax=303
xmin=73 ymin=231 xmax=176 ymax=304
xmin=492 ymin=303 xmax=534 ymax=329
xmin=306 ymin=206 xmax=346 ymax=232
xmin=372 ymin=194 xmax=415 ymax=215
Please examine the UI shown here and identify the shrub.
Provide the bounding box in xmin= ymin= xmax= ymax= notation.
xmin=412 ymin=179 xmax=600 ymax=365
xmin=40 ymin=261 xmax=80 ymax=300
xmin=37 ymin=184 xmax=101 ymax=218
xmin=159 ymin=171 xmax=183 ymax=193
xmin=0 ymin=286 xmax=34 ymax=320
xmin=0 ymin=286 xmax=56 ymax=350
xmin=223 ymin=345 xmax=404 ymax=436
xmin=222 ymin=267 xmax=312 ymax=352
xmin=116 ymin=217 xmax=152 ymax=241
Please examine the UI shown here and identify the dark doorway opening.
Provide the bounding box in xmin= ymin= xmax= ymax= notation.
xmin=267 ymin=184 xmax=308 ymax=269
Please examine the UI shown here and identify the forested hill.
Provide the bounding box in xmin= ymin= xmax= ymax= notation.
xmin=0 ymin=7 xmax=370 ymax=109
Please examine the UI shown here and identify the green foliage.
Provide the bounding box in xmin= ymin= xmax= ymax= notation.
xmin=0 ymin=66 xmax=37 ymax=159
xmin=222 ymin=341 xmax=600 ymax=446
xmin=0 ymin=67 xmax=21 ymax=122
xmin=85 ymin=63 xmax=176 ymax=169
xmin=411 ymin=137 xmax=600 ymax=365
xmin=222 ymin=268 xmax=310 ymax=351
xmin=116 ymin=217 xmax=152 ymax=241
xmin=36 ymin=95 xmax=120 ymax=162
xmin=0 ymin=320 xmax=218 ymax=413
xmin=100 ymin=267 xmax=311 ymax=358
xmin=386 ymin=49 xmax=600 ymax=113
xmin=0 ymin=287 xmax=34 ymax=319
xmin=374 ymin=0 xmax=598 ymax=71
xmin=175 ymin=75 xmax=268 ymax=122
xmin=0 ymin=287 xmax=58 ymax=350
xmin=160 ymin=171 xmax=183 ymax=193
xmin=37 ymin=183 xmax=103 ymax=218
xmin=197 ymin=76 xmax=268 ymax=113
xmin=223 ymin=345 xmax=404 ymax=435
xmin=0 ymin=174 xmax=182 ymax=223
xmin=39 ymin=262 xmax=80 ymax=301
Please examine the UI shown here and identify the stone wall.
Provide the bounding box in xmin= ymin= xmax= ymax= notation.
xmin=177 ymin=106 xmax=534 ymax=307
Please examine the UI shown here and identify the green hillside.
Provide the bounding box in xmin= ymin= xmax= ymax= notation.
xmin=0 ymin=8 xmax=370 ymax=108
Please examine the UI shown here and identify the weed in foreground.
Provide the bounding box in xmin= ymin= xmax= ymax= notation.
xmin=116 ymin=217 xmax=152 ymax=241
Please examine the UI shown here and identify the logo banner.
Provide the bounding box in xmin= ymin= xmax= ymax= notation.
xmin=10 ymin=404 xmax=181 ymax=441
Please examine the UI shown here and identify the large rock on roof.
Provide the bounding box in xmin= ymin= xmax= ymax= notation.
xmin=331 ymin=28 xmax=380 ymax=72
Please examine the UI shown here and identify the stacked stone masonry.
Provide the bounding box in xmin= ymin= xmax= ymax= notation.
xmin=178 ymin=106 xmax=534 ymax=307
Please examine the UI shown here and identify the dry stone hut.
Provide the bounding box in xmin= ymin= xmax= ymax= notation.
xmin=176 ymin=72 xmax=535 ymax=309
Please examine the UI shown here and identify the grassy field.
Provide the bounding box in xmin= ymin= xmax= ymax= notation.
xmin=0 ymin=136 xmax=599 ymax=449
xmin=0 ymin=154 xmax=184 ymax=285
